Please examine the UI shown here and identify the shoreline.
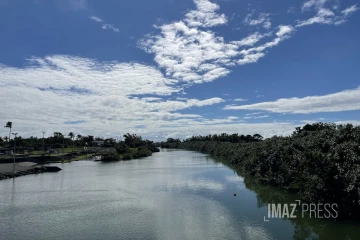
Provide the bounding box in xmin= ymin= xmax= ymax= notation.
xmin=0 ymin=165 xmax=62 ymax=180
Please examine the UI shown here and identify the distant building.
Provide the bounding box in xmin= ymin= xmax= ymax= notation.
xmin=48 ymin=149 xmax=58 ymax=154
xmin=0 ymin=148 xmax=13 ymax=155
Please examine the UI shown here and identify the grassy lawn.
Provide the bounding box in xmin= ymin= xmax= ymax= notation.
xmin=54 ymin=148 xmax=83 ymax=153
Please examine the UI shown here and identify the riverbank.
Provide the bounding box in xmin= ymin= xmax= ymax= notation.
xmin=0 ymin=165 xmax=62 ymax=180
xmin=160 ymin=123 xmax=360 ymax=220
xmin=1 ymin=150 xmax=359 ymax=240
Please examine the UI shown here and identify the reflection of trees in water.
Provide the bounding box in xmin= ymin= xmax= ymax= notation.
xmin=214 ymin=156 xmax=360 ymax=240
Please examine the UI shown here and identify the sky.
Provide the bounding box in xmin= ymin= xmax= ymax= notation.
xmin=0 ymin=0 xmax=359 ymax=141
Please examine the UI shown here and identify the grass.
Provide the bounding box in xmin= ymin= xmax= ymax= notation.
xmin=1 ymin=147 xmax=100 ymax=162
xmin=54 ymin=148 xmax=83 ymax=153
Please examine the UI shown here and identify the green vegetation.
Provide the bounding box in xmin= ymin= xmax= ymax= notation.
xmin=100 ymin=134 xmax=159 ymax=161
xmin=160 ymin=123 xmax=360 ymax=220
xmin=1 ymin=124 xmax=158 ymax=163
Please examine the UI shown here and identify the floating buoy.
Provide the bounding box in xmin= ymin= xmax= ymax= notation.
xmin=234 ymin=193 xmax=236 ymax=197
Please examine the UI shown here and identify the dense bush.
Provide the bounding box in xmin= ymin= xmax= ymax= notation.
xmin=122 ymin=153 xmax=133 ymax=160
xmin=136 ymin=146 xmax=153 ymax=158
xmin=160 ymin=123 xmax=360 ymax=220
xmin=100 ymin=151 xmax=120 ymax=162
xmin=101 ymin=135 xmax=158 ymax=161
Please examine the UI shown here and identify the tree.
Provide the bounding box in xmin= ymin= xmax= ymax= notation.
xmin=123 ymin=133 xmax=143 ymax=148
xmin=4 ymin=121 xmax=12 ymax=144
xmin=82 ymin=135 xmax=94 ymax=145
xmin=68 ymin=132 xmax=75 ymax=153
xmin=253 ymin=134 xmax=263 ymax=141
xmin=53 ymin=132 xmax=63 ymax=138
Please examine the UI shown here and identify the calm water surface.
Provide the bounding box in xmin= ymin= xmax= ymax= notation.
xmin=0 ymin=149 xmax=359 ymax=240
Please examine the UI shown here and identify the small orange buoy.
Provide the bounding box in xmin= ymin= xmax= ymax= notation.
xmin=234 ymin=193 xmax=236 ymax=197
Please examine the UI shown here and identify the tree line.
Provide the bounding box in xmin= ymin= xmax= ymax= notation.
xmin=0 ymin=131 xmax=118 ymax=151
xmin=160 ymin=122 xmax=360 ymax=220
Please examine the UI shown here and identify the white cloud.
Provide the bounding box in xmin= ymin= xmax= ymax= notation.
xmin=234 ymin=98 xmax=248 ymax=102
xmin=301 ymin=0 xmax=328 ymax=12
xmin=276 ymin=25 xmax=295 ymax=37
xmin=89 ymin=16 xmax=104 ymax=23
xmin=243 ymin=114 xmax=268 ymax=120
xmin=341 ymin=4 xmax=358 ymax=16
xmin=89 ymin=16 xmax=119 ymax=33
xmin=0 ymin=55 xmax=357 ymax=140
xmin=140 ymin=1 xmax=296 ymax=85
xmin=102 ymin=24 xmax=120 ymax=32
xmin=224 ymin=86 xmax=360 ymax=114
xmin=243 ymin=12 xmax=272 ymax=29
xmin=140 ymin=19 xmax=238 ymax=84
xmin=297 ymin=8 xmax=336 ymax=27
xmin=237 ymin=25 xmax=295 ymax=65
xmin=1 ymin=0 xmax=359 ymax=141
xmin=231 ymin=33 xmax=268 ymax=47
xmin=140 ymin=0 xmax=356 ymax=85
xmin=0 ymin=56 xmax=232 ymax=140
xmin=141 ymin=97 xmax=163 ymax=102
xmin=297 ymin=2 xmax=358 ymax=27
xmin=185 ymin=0 xmax=227 ymax=27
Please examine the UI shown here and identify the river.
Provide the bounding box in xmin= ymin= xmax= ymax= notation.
xmin=0 ymin=149 xmax=359 ymax=240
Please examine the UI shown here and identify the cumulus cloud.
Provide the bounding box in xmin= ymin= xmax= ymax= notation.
xmin=139 ymin=0 xmax=357 ymax=84
xmin=185 ymin=0 xmax=227 ymax=27
xmin=0 ymin=55 xmax=231 ymax=139
xmin=1 ymin=0 xmax=359 ymax=140
xmin=0 ymin=55 xmax=331 ymax=140
xmin=1 ymin=54 xmax=357 ymax=140
xmin=139 ymin=0 xmax=300 ymax=85
xmin=224 ymin=86 xmax=360 ymax=114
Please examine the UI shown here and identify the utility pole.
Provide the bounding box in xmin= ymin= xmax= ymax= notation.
xmin=12 ymin=133 xmax=18 ymax=176
xmin=42 ymin=131 xmax=46 ymax=152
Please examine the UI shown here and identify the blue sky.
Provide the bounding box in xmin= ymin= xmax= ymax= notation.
xmin=0 ymin=0 xmax=359 ymax=140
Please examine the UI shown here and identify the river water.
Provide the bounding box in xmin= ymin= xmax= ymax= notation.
xmin=0 ymin=149 xmax=359 ymax=240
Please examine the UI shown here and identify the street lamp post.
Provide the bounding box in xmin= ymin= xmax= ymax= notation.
xmin=12 ymin=133 xmax=18 ymax=176
xmin=85 ymin=142 xmax=88 ymax=160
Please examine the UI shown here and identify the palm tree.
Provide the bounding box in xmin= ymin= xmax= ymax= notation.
xmin=68 ymin=132 xmax=75 ymax=153
xmin=4 ymin=121 xmax=12 ymax=145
